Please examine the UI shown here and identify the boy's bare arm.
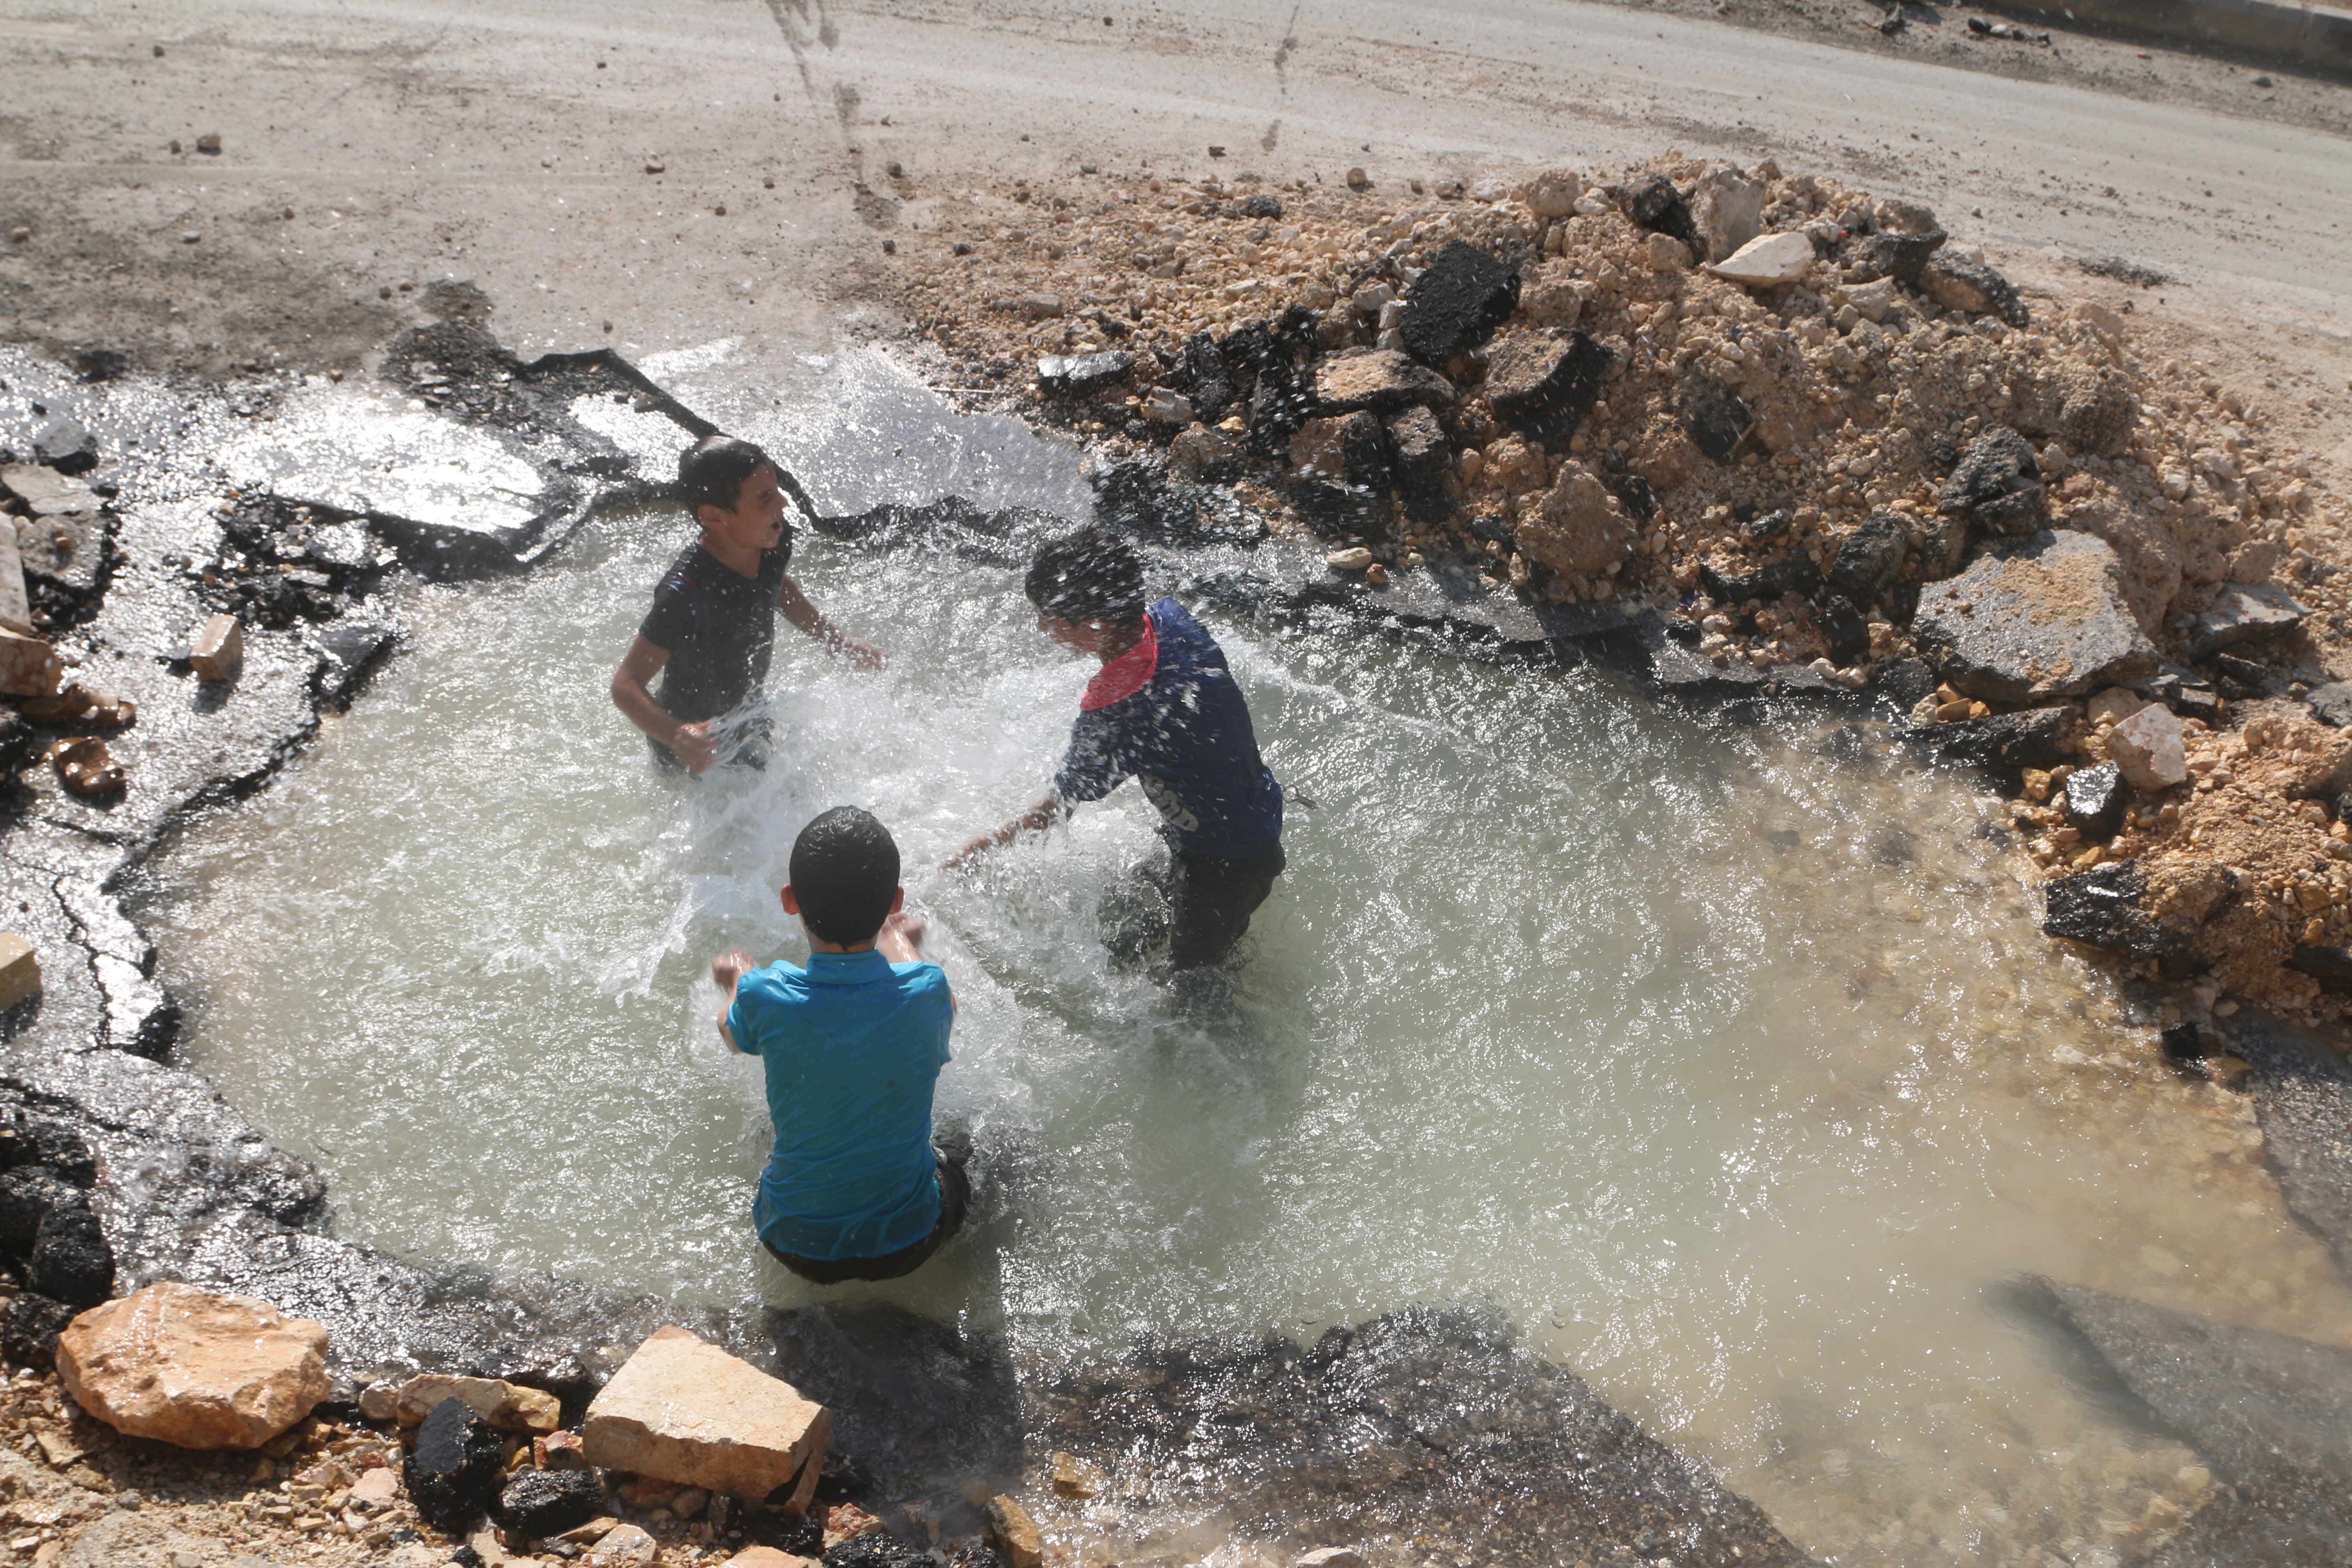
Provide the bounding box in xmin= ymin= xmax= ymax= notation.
xmin=711 ymin=947 xmax=755 ymax=1051
xmin=944 ymin=792 xmax=1067 ymax=873
xmin=776 ymin=575 xmax=886 ymax=671
xmin=612 ymin=636 xmax=720 ymax=774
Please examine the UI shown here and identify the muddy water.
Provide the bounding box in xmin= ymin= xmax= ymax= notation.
xmin=144 ymin=351 xmax=2352 ymax=1567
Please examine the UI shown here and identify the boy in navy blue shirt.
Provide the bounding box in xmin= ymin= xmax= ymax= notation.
xmin=949 ymin=526 xmax=1285 ymax=971
xmin=712 ymin=806 xmax=966 ymax=1284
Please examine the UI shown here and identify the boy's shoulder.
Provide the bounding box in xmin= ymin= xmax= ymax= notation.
xmin=735 ymin=956 xmax=949 ymax=1008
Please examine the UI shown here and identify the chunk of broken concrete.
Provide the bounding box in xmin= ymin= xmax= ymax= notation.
xmin=581 ymin=1324 xmax=829 ymax=1503
xmin=2107 ymin=702 xmax=2187 ymax=791
xmin=361 ymin=1372 xmax=560 ymax=1433
xmin=189 ymin=613 xmax=244 ymax=682
xmin=2062 ymin=762 xmax=2128 ymax=839
xmin=986 ymin=1495 xmax=1043 ymax=1568
xmin=495 ymin=1467 xmax=606 ymax=1539
xmin=0 ymin=935 xmax=38 ymax=1011
xmin=1937 ymin=426 xmax=2043 ymax=535
xmin=56 ymin=1281 xmax=331 ymax=1449
xmin=0 ymin=627 xmax=63 ymax=698
xmin=1921 ymin=252 xmax=2028 ymax=327
xmin=1399 ymin=241 xmax=1519 ymax=364
xmin=1483 ymin=331 xmax=1610 ymax=445
xmin=2040 ymin=860 xmax=2189 ymax=958
xmin=1312 ymin=349 xmax=1454 ymax=415
xmin=45 ymin=736 xmax=124 ymax=796
xmin=1913 ymin=530 xmax=2159 ymax=704
xmin=407 ymin=1396 xmax=505 ymax=1529
xmin=2192 ymin=582 xmax=2307 ymax=658
xmin=1704 ymin=230 xmax=1814 ymax=286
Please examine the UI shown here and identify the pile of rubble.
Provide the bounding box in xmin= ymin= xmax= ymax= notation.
xmin=893 ymin=154 xmax=2352 ymax=1021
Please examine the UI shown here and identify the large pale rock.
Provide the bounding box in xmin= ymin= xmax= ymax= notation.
xmin=986 ymin=1495 xmax=1044 ymax=1568
xmin=2107 ymin=703 xmax=2187 ymax=791
xmin=0 ymin=465 xmax=100 ymax=518
xmin=57 ymin=1282 xmax=330 ymax=1449
xmin=0 ymin=627 xmax=62 ymax=697
xmin=723 ymin=1550 xmax=819 ymax=1568
xmin=1513 ymin=169 xmax=1585 ymax=218
xmin=582 ymin=1326 xmax=829 ymax=1502
xmin=586 ymin=1523 xmax=661 ymax=1568
xmin=360 ymin=1372 xmax=560 ymax=1433
xmin=1913 ymin=530 xmax=2160 ymax=704
xmin=1686 ymin=167 xmax=1764 ymax=263
xmin=1516 ymin=462 xmax=1636 ymax=579
xmin=1704 ymin=231 xmax=1813 ymax=287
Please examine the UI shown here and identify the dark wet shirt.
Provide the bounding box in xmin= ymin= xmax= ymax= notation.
xmin=1054 ymin=598 xmax=1283 ymax=859
xmin=637 ymin=535 xmax=793 ymax=724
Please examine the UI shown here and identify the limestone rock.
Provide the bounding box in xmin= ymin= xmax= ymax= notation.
xmin=0 ymin=527 xmax=30 ymax=636
xmin=1846 ymin=278 xmax=1899 ymax=324
xmin=1914 ymin=530 xmax=2159 ymax=704
xmin=361 ymin=1372 xmax=563 ymax=1433
xmin=189 ymin=614 xmax=242 ymax=682
xmin=16 ymin=513 xmax=104 ymax=598
xmin=2192 ymin=583 xmax=2306 ymax=658
xmin=1704 ymin=231 xmax=1813 ymax=287
xmin=407 ymin=1396 xmax=505 ymax=1529
xmin=582 ymin=1325 xmax=829 ymax=1502
xmin=0 ymin=465 xmax=100 ymax=518
xmin=986 ymin=293 xmax=1063 ymax=319
xmin=1483 ymin=331 xmax=1611 ymax=446
xmin=0 ymin=934 xmax=39 ymax=1011
xmin=56 ymin=1282 xmax=330 ymax=1449
xmin=1517 ymin=261 xmax=1590 ymax=326
xmin=1049 ymin=1449 xmax=1104 ymax=1498
xmin=723 ymin=1550 xmax=819 ymax=1568
xmin=1938 ymin=426 xmax=2043 ymax=535
xmin=1514 ymin=169 xmax=1585 ymax=218
xmin=1313 ymin=349 xmax=1454 ymax=415
xmin=1517 ymin=463 xmax=1636 ymax=579
xmin=1686 ymin=167 xmax=1763 ymax=263
xmin=1921 ymin=252 xmax=2028 ymax=328
xmin=0 ymin=627 xmax=63 ymax=698
xmin=1399 ymin=241 xmax=1519 ymax=364
xmin=2107 ymin=703 xmax=2187 ymax=791
xmin=986 ymin=1495 xmax=1043 ymax=1568
xmin=586 ymin=1523 xmax=662 ymax=1567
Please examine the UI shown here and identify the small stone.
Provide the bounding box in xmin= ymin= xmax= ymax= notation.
xmin=407 ymin=1398 xmax=505 ymax=1530
xmin=0 ymin=627 xmax=63 ymax=698
xmin=0 ymin=1295 xmax=75 ymax=1369
xmin=557 ymin=1517 xmax=623 ymax=1546
xmin=1313 ymin=348 xmax=1454 ymax=414
xmin=2063 ymin=762 xmax=2128 ymax=840
xmin=2108 ymin=704 xmax=2187 ymax=791
xmin=180 ymin=231 xmax=201 ymax=244
xmin=58 ymin=1282 xmax=330 ymax=1449
xmin=1140 ymin=387 xmax=1193 ymax=425
xmin=1048 ymin=1451 xmax=1103 ymax=1499
xmin=1514 ymin=168 xmax=1584 ymax=218
xmin=1344 ymin=166 xmax=1369 ymax=189
xmin=985 ymin=1496 xmax=1042 ymax=1568
xmin=823 ymin=1502 xmax=885 ymax=1547
xmin=1323 ymin=548 xmax=1375 ymax=573
xmin=1399 ymin=241 xmax=1519 ymax=364
xmin=535 ymin=1429 xmax=591 ymax=1470
xmin=1518 ymin=461 xmax=1636 ymax=579
xmin=988 ymin=292 xmax=1063 ymax=319
xmin=582 ymin=1325 xmax=829 ymax=1504
xmin=195 ymin=132 xmax=221 ymax=154
xmin=1034 ymin=351 xmax=1132 ymax=394
xmin=586 ymin=1523 xmax=660 ymax=1567
xmin=1826 ymin=514 xmax=1909 ymax=605
xmin=1705 ymin=230 xmax=1813 ymax=286
xmin=28 ymin=1203 xmax=112 ymax=1305
xmin=0 ymin=524 xmax=32 ymax=637
xmin=350 ymin=1467 xmax=399 ymax=1509
xmin=723 ymin=1550 xmax=818 ymax=1568
xmin=1921 ymin=252 xmax=2028 ymax=327
xmin=644 ymin=160 xmax=665 ymax=174
xmin=0 ymin=935 xmax=40 ymax=1011
xmin=496 ymin=1468 xmax=605 ymax=1539
xmin=1294 ymin=1552 xmax=1368 ymax=1568
xmin=2191 ymin=583 xmax=2306 ymax=658
xmin=45 ymin=736 xmax=124 ymax=798
xmin=189 ymin=613 xmax=243 ymax=681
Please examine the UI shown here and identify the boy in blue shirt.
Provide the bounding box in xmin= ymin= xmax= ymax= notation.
xmin=949 ymin=526 xmax=1285 ymax=971
xmin=711 ymin=806 xmax=965 ymax=1284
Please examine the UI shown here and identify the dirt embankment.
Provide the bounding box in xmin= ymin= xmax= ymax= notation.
xmin=883 ymin=154 xmax=2352 ymax=1022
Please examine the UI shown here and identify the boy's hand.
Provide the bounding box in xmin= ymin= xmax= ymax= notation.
xmin=942 ymin=834 xmax=995 ymax=875
xmin=671 ymin=721 xmax=720 ymax=775
xmin=711 ymin=947 xmax=756 ymax=993
xmin=844 ymin=639 xmax=887 ymax=672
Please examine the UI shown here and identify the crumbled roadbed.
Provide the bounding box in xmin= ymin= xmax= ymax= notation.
xmin=893 ymin=153 xmax=2352 ymax=1025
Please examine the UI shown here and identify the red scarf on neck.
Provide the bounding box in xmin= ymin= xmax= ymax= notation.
xmin=1080 ymin=616 xmax=1158 ymax=711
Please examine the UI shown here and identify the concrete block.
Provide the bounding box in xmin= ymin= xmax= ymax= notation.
xmin=0 ymin=936 xmax=38 ymax=1010
xmin=190 ymin=614 xmax=243 ymax=681
xmin=581 ymin=1325 xmax=828 ymax=1502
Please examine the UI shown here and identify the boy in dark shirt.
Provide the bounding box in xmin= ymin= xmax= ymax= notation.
xmin=611 ymin=435 xmax=884 ymax=774
xmin=712 ymin=806 xmax=966 ymax=1284
xmin=949 ymin=526 xmax=1285 ymax=971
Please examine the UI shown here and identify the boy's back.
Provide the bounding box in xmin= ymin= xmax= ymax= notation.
xmin=729 ymin=948 xmax=953 ymax=1261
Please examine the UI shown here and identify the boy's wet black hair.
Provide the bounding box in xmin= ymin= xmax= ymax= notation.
xmin=790 ymin=806 xmax=900 ymax=946
xmin=678 ymin=434 xmax=773 ymax=518
xmin=1026 ymin=525 xmax=1145 ymax=628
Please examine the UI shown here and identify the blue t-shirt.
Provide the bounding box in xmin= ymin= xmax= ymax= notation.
xmin=1053 ymin=597 xmax=1283 ymax=859
xmin=726 ymin=949 xmax=954 ymax=1261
